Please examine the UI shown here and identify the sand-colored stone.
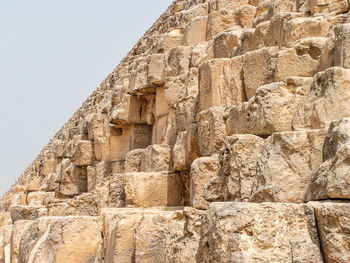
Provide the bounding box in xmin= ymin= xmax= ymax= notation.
xmin=197 ymin=107 xmax=228 ymax=156
xmin=197 ymin=202 xmax=323 ymax=263
xmin=2 ymin=0 xmax=350 ymax=261
xmin=125 ymin=172 xmax=184 ymax=207
xmin=19 ymin=217 xmax=102 ymax=263
xmin=190 ymin=155 xmax=220 ymax=209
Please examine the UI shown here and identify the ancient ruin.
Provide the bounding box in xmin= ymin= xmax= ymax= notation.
xmin=2 ymin=0 xmax=350 ymax=262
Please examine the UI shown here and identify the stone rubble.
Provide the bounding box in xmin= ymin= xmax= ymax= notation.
xmin=2 ymin=0 xmax=350 ymax=262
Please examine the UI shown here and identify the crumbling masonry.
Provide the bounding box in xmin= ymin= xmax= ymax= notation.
xmin=2 ymin=0 xmax=350 ymax=262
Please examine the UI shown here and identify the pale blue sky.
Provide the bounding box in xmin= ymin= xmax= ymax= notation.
xmin=0 ymin=0 xmax=173 ymax=196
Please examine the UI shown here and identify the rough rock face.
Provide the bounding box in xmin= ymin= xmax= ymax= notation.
xmin=2 ymin=0 xmax=350 ymax=262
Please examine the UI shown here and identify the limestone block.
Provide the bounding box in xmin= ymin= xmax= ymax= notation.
xmin=306 ymin=0 xmax=349 ymax=14
xmin=108 ymin=173 xmax=126 ymax=207
xmin=173 ymin=124 xmax=200 ymax=171
xmin=40 ymin=157 xmax=56 ymax=177
xmin=212 ymin=29 xmax=241 ymax=58
xmin=26 ymin=191 xmax=55 ymax=206
xmin=128 ymin=59 xmax=148 ymax=93
xmin=199 ymin=57 xmax=245 ymax=111
xmin=0 ymin=228 xmax=3 ymax=263
xmin=166 ymin=46 xmax=192 ymax=77
xmin=4 ymin=244 xmax=9 ymax=263
xmin=152 ymin=115 xmax=168 ymax=144
xmin=0 ymin=226 xmax=12 ymax=263
xmin=221 ymin=135 xmax=265 ymax=201
xmin=124 ymin=149 xmax=145 ymax=172
xmin=73 ymin=140 xmax=94 ymax=167
xmin=334 ymin=23 xmax=350 ymax=69
xmin=197 ymin=107 xmax=228 ymax=156
xmin=190 ymin=155 xmax=220 ymax=209
xmin=246 ymin=77 xmax=312 ymax=135
xmin=197 ymin=202 xmax=323 ymax=263
xmin=294 ymin=67 xmax=350 ymax=129
xmin=174 ymin=96 xmax=196 ymax=132
xmin=226 ymin=102 xmax=248 ymax=135
xmin=20 ymin=216 xmax=103 ymax=263
xmin=59 ymin=162 xmax=87 ymax=196
xmin=154 ymin=87 xmax=169 ymax=118
xmin=87 ymin=114 xmax=109 ymax=140
xmin=10 ymin=205 xmax=48 ymax=223
xmin=17 ymin=217 xmax=58 ymax=263
xmin=87 ymin=161 xmax=114 ymax=192
xmin=0 ymin=213 xmax=11 ymax=227
xmin=147 ymin=54 xmax=165 ymax=86
xmin=140 ymin=144 xmax=171 ymax=172
xmin=308 ymin=118 xmax=350 ymax=200
xmin=264 ymin=0 xmax=296 ymax=21
xmin=190 ymin=42 xmax=214 ymax=67
xmin=208 ymin=0 xmax=248 ymax=12
xmin=309 ymin=202 xmax=350 ymax=263
xmin=124 ymin=172 xmax=184 ymax=207
xmin=187 ymin=67 xmax=199 ymax=96
xmin=264 ymin=13 xmax=300 ymax=48
xmin=207 ymin=9 xmax=238 ymax=39
xmin=275 ymin=37 xmax=327 ymax=81
xmin=102 ymin=207 xmax=202 ymax=263
xmin=10 ymin=220 xmax=33 ymax=263
xmin=238 ymin=5 xmax=256 ymax=28
xmin=283 ymin=16 xmax=331 ymax=48
xmin=236 ymin=21 xmax=270 ymax=54
xmin=164 ymin=75 xmax=188 ymax=107
xmin=243 ymin=47 xmax=279 ymax=99
xmin=251 ymin=129 xmax=326 ymax=203
xmin=156 ymin=31 xmax=183 ymax=53
xmin=24 ymin=173 xmax=42 ymax=192
xmin=183 ymin=16 xmax=208 ymax=46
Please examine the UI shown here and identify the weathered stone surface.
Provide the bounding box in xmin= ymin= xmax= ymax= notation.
xmin=283 ymin=16 xmax=331 ymax=48
xmin=102 ymin=207 xmax=204 ymax=263
xmin=220 ymin=135 xmax=265 ymax=202
xmin=173 ymin=124 xmax=200 ymax=172
xmin=17 ymin=217 xmax=58 ymax=263
xmin=246 ymin=77 xmax=312 ymax=135
xmin=212 ymin=29 xmax=241 ymax=58
xmin=10 ymin=206 xmax=48 ymax=223
xmin=199 ymin=57 xmax=245 ymax=111
xmin=243 ymin=47 xmax=279 ymax=99
xmin=19 ymin=216 xmax=102 ymax=263
xmin=334 ymin=23 xmax=350 ymax=69
xmin=275 ymin=37 xmax=326 ymax=81
xmin=305 ymin=0 xmax=349 ymax=15
xmin=140 ymin=144 xmax=171 ymax=172
xmin=125 ymin=172 xmax=184 ymax=207
xmin=147 ymin=54 xmax=165 ymax=86
xmin=294 ymin=67 xmax=350 ymax=129
xmin=183 ymin=16 xmax=208 ymax=46
xmin=251 ymin=130 xmax=326 ymax=203
xmin=124 ymin=149 xmax=144 ymax=172
xmin=10 ymin=220 xmax=33 ymax=263
xmin=197 ymin=202 xmax=323 ymax=263
xmin=3 ymin=0 xmax=350 ymax=261
xmin=309 ymin=202 xmax=350 ymax=263
xmin=190 ymin=155 xmax=220 ymax=209
xmin=73 ymin=140 xmax=94 ymax=167
xmin=197 ymin=107 xmax=228 ymax=156
xmin=308 ymin=118 xmax=350 ymax=200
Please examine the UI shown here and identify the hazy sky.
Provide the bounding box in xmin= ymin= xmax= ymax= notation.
xmin=0 ymin=0 xmax=173 ymax=196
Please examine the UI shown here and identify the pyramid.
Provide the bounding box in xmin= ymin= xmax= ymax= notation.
xmin=2 ymin=0 xmax=350 ymax=262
